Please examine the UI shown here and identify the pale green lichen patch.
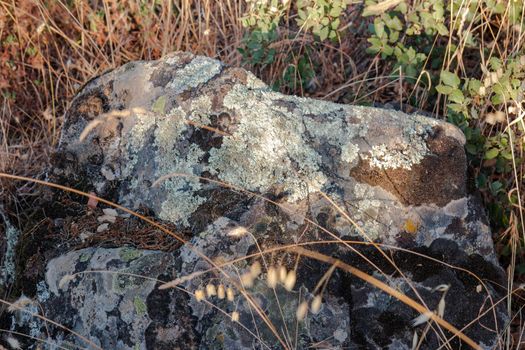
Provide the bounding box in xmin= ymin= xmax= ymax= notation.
xmin=133 ymin=296 xmax=147 ymax=315
xmin=209 ymin=84 xmax=327 ymax=202
xmin=154 ymin=108 xmax=206 ymax=226
xmin=362 ymin=141 xmax=428 ymax=170
xmin=119 ymin=247 xmax=142 ymax=262
xmin=127 ymin=112 xmax=158 ymax=158
xmin=166 ymin=56 xmax=222 ymax=94
xmin=151 ymin=95 xmax=167 ymax=114
xmin=187 ymin=94 xmax=213 ymax=124
xmin=0 ymin=213 xmax=19 ymax=286
xmin=341 ymin=142 xmax=360 ymax=164
xmin=359 ymin=113 xmax=432 ymax=170
xmin=245 ymin=71 xmax=268 ymax=90
xmin=79 ymin=252 xmax=92 ymax=263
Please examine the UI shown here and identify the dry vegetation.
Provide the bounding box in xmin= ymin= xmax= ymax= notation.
xmin=1 ymin=0 xmax=525 ymax=348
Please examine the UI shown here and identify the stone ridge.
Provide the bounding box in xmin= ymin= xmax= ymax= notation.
xmin=3 ymin=52 xmax=506 ymax=350
xmin=51 ymin=52 xmax=475 ymax=243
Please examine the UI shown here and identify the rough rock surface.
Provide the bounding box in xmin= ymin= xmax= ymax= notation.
xmin=2 ymin=52 xmax=507 ymax=349
xmin=0 ymin=207 xmax=19 ymax=289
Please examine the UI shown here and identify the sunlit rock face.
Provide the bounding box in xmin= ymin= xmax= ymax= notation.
xmin=4 ymin=52 xmax=506 ymax=349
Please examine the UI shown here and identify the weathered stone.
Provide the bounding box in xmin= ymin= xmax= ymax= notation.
xmin=2 ymin=52 xmax=507 ymax=349
xmin=0 ymin=206 xmax=19 ymax=289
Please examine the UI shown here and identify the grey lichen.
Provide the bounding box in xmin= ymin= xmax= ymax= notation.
xmin=155 ymin=108 xmax=206 ymax=226
xmin=0 ymin=211 xmax=19 ymax=286
xmin=166 ymin=56 xmax=222 ymax=94
xmin=208 ymin=84 xmax=328 ymax=202
xmin=362 ymin=141 xmax=428 ymax=170
xmin=341 ymin=142 xmax=360 ymax=164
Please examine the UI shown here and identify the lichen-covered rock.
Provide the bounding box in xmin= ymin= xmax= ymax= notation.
xmin=0 ymin=206 xmax=19 ymax=289
xmin=3 ymin=52 xmax=507 ymax=349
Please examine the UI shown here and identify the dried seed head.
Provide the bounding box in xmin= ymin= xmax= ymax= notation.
xmin=411 ymin=312 xmax=433 ymax=327
xmin=479 ymin=86 xmax=486 ymax=96
xmin=195 ymin=289 xmax=206 ymax=302
xmin=231 ymin=311 xmax=240 ymax=322
xmin=432 ymin=284 xmax=450 ymax=292
xmin=278 ymin=266 xmax=288 ymax=283
xmin=7 ymin=295 xmax=33 ymax=313
xmin=250 ymin=261 xmax=262 ymax=279
xmin=217 ymin=284 xmax=226 ymax=299
xmin=267 ymin=266 xmax=278 ymax=288
xmin=490 ymin=71 xmax=499 ymax=84
xmin=311 ymin=295 xmax=322 ymax=314
xmin=228 ymin=226 xmax=248 ymax=237
xmin=58 ymin=274 xmax=76 ymax=290
xmin=296 ymin=301 xmax=308 ymax=321
xmin=485 ymin=111 xmax=506 ymax=125
xmin=412 ymin=331 xmax=419 ymax=350
xmin=226 ymin=287 xmax=235 ymax=301
xmin=437 ymin=298 xmax=446 ymax=318
xmin=284 ymin=270 xmax=297 ymax=291
xmin=206 ymin=284 xmax=217 ymax=297
xmin=241 ymin=272 xmax=254 ymax=288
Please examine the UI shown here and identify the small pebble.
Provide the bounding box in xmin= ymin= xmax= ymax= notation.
xmin=102 ymin=208 xmax=118 ymax=217
xmin=97 ymin=223 xmax=109 ymax=233
xmin=97 ymin=215 xmax=116 ymax=223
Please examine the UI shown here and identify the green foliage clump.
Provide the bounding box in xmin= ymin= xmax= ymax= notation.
xmin=239 ymin=0 xmax=349 ymax=92
xmin=363 ymin=0 xmax=525 ymax=264
xmin=241 ymin=0 xmax=289 ymax=33
xmin=296 ymin=0 xmax=351 ymax=41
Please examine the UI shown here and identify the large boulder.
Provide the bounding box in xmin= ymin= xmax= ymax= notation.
xmin=2 ymin=52 xmax=506 ymax=349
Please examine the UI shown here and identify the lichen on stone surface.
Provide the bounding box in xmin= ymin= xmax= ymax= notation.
xmin=208 ymin=84 xmax=328 ymax=202
xmin=362 ymin=141 xmax=428 ymax=170
xmin=166 ymin=56 xmax=222 ymax=94
xmin=155 ymin=108 xmax=206 ymax=226
xmin=0 ymin=211 xmax=19 ymax=286
xmin=341 ymin=142 xmax=360 ymax=164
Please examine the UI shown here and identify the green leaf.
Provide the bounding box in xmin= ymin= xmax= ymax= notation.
xmin=435 ymin=84 xmax=453 ymax=95
xmin=440 ymin=70 xmax=461 ymax=88
xmin=374 ymin=19 xmax=385 ymax=38
xmin=485 ymin=148 xmax=499 ymax=160
xmin=318 ymin=26 xmax=329 ymax=41
xmin=501 ymin=149 xmax=513 ymax=160
xmin=468 ymin=79 xmax=481 ymax=96
xmin=466 ymin=143 xmax=478 ymax=155
xmin=395 ymin=1 xmax=407 ymax=13
xmin=331 ymin=18 xmax=341 ymax=29
xmin=382 ymin=44 xmax=394 ymax=56
xmin=330 ymin=5 xmax=343 ymax=17
xmin=490 ymin=181 xmax=503 ymax=193
xmin=449 ymin=88 xmax=464 ymax=103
